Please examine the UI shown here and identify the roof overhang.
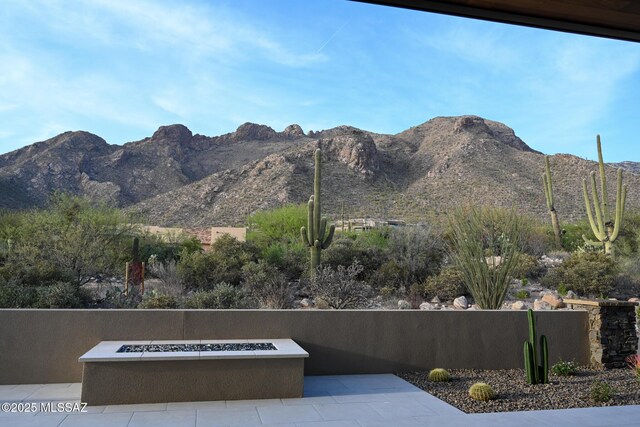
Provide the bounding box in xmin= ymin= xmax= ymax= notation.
xmin=353 ymin=0 xmax=640 ymax=43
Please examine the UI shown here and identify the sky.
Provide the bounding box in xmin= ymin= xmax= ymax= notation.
xmin=1 ymin=0 xmax=639 ymax=161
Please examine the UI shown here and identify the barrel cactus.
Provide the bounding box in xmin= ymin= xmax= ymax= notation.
xmin=469 ymin=382 xmax=495 ymax=401
xmin=428 ymin=368 xmax=450 ymax=382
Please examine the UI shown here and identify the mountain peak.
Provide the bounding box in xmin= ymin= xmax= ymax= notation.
xmin=151 ymin=124 xmax=193 ymax=144
xmin=234 ymin=123 xmax=277 ymax=141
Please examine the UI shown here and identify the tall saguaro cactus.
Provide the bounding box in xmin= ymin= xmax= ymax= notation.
xmin=542 ymin=156 xmax=562 ymax=247
xmin=524 ymin=309 xmax=549 ymax=385
xmin=582 ymin=135 xmax=627 ymax=256
xmin=301 ymin=149 xmax=335 ymax=272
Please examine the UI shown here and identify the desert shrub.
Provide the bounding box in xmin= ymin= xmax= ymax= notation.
xmin=551 ymin=359 xmax=578 ymax=376
xmin=308 ymin=261 xmax=372 ymax=309
xmin=178 ymin=235 xmax=256 ymax=290
xmin=322 ymin=238 xmax=388 ymax=283
xmin=0 ymin=283 xmax=39 ymax=308
xmin=448 ymin=207 xmax=522 ymax=309
xmin=0 ymin=193 xmax=134 ymax=286
xmin=140 ymin=233 xmax=202 ymax=264
xmin=385 ymin=225 xmax=444 ymax=289
xmin=590 ymin=381 xmax=615 ymax=403
xmin=242 ymin=261 xmax=295 ymax=309
xmin=374 ymin=260 xmax=405 ymax=290
xmin=183 ymin=283 xmax=250 ymax=309
xmin=147 ymin=256 xmax=184 ymax=297
xmin=417 ymin=266 xmax=466 ymax=302
xmin=513 ymin=253 xmax=543 ymax=279
xmin=541 ymin=252 xmax=616 ymax=297
xmin=102 ymin=287 xmax=140 ymax=309
xmin=34 ymin=282 xmax=86 ymax=308
xmin=626 ymin=355 xmax=640 ymax=381
xmin=139 ymin=291 xmax=180 ymax=309
xmin=515 ymin=290 xmax=529 ymax=299
xmin=561 ymin=220 xmax=594 ymax=252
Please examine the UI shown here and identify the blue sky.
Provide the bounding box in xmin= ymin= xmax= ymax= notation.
xmin=1 ymin=0 xmax=639 ymax=161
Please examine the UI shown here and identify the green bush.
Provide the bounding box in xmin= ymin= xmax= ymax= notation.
xmin=322 ymin=238 xmax=387 ymax=283
xmin=417 ymin=266 xmax=466 ymax=302
xmin=183 ymin=283 xmax=250 ymax=309
xmin=551 ymin=359 xmax=578 ymax=376
xmin=139 ymin=292 xmax=180 ymax=309
xmin=178 ymin=235 xmax=257 ymax=290
xmin=0 ymin=283 xmax=39 ymax=308
xmin=513 ymin=254 xmax=543 ymax=279
xmin=590 ymin=381 xmax=615 ymax=403
xmin=515 ymin=290 xmax=529 ymax=300
xmin=0 ymin=193 xmax=134 ymax=286
xmin=34 ymin=282 xmax=86 ymax=308
xmin=246 ymin=204 xmax=307 ymax=248
xmin=541 ymin=252 xmax=616 ymax=297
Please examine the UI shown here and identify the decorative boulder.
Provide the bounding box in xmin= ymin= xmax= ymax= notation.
xmin=419 ymin=302 xmax=434 ymax=310
xmin=453 ymin=296 xmax=469 ymax=310
xmin=511 ymin=301 xmax=526 ymax=310
xmin=542 ymin=293 xmax=565 ymax=309
xmin=533 ymin=298 xmax=552 ymax=311
xmin=398 ymin=300 xmax=411 ymax=310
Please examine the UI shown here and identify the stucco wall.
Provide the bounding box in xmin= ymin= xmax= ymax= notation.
xmin=0 ymin=309 xmax=590 ymax=384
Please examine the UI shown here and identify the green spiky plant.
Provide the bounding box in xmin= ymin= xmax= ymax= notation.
xmin=542 ymin=156 xmax=562 ymax=248
xmin=428 ymin=368 xmax=450 ymax=382
xmin=469 ymin=383 xmax=495 ymax=401
xmin=523 ymin=308 xmax=549 ymax=384
xmin=301 ymin=149 xmax=335 ymax=272
xmin=582 ymin=135 xmax=627 ymax=256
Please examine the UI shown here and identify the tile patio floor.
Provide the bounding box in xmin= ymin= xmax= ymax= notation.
xmin=0 ymin=374 xmax=638 ymax=427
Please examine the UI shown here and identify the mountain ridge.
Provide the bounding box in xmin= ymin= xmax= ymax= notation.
xmin=1 ymin=116 xmax=637 ymax=227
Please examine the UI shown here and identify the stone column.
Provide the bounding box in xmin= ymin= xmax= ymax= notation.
xmin=565 ymin=299 xmax=638 ymax=369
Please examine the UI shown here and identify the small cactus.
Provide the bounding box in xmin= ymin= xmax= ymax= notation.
xmin=524 ymin=308 xmax=549 ymax=384
xmin=469 ymin=382 xmax=495 ymax=401
xmin=428 ymin=368 xmax=450 ymax=382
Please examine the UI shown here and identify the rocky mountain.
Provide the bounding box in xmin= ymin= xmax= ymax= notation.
xmin=1 ymin=116 xmax=638 ymax=226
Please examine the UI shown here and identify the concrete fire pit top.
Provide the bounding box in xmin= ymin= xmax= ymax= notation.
xmin=78 ymin=339 xmax=308 ymax=362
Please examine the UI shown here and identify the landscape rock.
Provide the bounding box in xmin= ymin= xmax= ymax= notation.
xmin=431 ymin=296 xmax=441 ymax=304
xmin=453 ymin=296 xmax=468 ymax=310
xmin=300 ymin=298 xmax=313 ymax=308
xmin=398 ymin=300 xmax=411 ymax=310
xmin=533 ymin=299 xmax=552 ymax=311
xmin=542 ymin=293 xmax=565 ymax=309
xmin=419 ymin=302 xmax=434 ymax=310
xmin=566 ymin=290 xmax=578 ymax=299
xmin=628 ymin=297 xmax=640 ymax=303
xmin=511 ymin=301 xmax=526 ymax=310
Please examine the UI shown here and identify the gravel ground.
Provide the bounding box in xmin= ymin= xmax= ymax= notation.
xmin=398 ymin=368 xmax=640 ymax=413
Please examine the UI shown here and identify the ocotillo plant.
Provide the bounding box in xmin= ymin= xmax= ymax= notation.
xmin=542 ymin=156 xmax=562 ymax=248
xmin=301 ymin=149 xmax=335 ymax=272
xmin=523 ymin=309 xmax=549 ymax=385
xmin=582 ymin=135 xmax=627 ymax=256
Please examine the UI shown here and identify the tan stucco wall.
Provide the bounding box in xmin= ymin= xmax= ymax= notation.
xmin=0 ymin=309 xmax=590 ymax=384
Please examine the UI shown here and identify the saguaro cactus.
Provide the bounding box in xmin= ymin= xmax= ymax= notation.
xmin=524 ymin=309 xmax=549 ymax=385
xmin=301 ymin=149 xmax=335 ymax=272
xmin=582 ymin=135 xmax=627 ymax=256
xmin=542 ymin=156 xmax=562 ymax=247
